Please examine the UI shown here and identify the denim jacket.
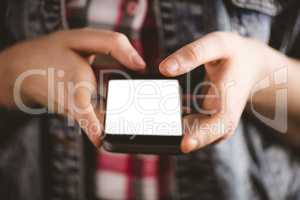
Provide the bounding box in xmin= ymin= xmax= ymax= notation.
xmin=0 ymin=0 xmax=300 ymax=200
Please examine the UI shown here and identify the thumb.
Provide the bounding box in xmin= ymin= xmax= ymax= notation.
xmin=70 ymin=81 xmax=102 ymax=147
xmin=159 ymin=32 xmax=235 ymax=77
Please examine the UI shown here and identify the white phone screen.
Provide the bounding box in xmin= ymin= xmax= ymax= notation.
xmin=105 ymin=80 xmax=182 ymax=136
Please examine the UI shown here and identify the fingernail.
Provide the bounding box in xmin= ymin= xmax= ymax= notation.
xmin=162 ymin=58 xmax=178 ymax=74
xmin=131 ymin=53 xmax=146 ymax=68
xmin=187 ymin=137 xmax=199 ymax=152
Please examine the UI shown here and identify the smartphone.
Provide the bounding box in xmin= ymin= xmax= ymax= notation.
xmin=103 ymin=79 xmax=183 ymax=154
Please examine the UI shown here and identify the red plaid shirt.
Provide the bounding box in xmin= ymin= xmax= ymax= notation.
xmin=67 ymin=1 xmax=173 ymax=199
xmin=96 ymin=151 xmax=173 ymax=200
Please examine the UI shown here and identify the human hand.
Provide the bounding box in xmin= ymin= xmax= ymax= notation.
xmin=159 ymin=32 xmax=282 ymax=153
xmin=0 ymin=28 xmax=145 ymax=147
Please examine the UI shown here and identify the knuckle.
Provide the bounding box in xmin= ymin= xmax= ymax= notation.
xmin=77 ymin=27 xmax=95 ymax=34
xmin=185 ymin=43 xmax=202 ymax=62
xmin=47 ymin=31 xmax=72 ymax=47
xmin=111 ymin=32 xmax=128 ymax=44
xmin=208 ymin=31 xmax=227 ymax=41
xmin=207 ymin=31 xmax=238 ymax=54
xmin=49 ymin=30 xmax=67 ymax=40
xmin=81 ymin=27 xmax=94 ymax=31
xmin=208 ymin=31 xmax=228 ymax=48
xmin=69 ymin=28 xmax=97 ymax=37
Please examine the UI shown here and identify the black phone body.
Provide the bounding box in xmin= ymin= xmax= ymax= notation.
xmin=103 ymin=135 xmax=182 ymax=154
xmin=103 ymin=79 xmax=183 ymax=154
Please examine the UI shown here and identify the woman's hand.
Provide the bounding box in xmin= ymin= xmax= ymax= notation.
xmin=159 ymin=32 xmax=292 ymax=153
xmin=0 ymin=28 xmax=145 ymax=147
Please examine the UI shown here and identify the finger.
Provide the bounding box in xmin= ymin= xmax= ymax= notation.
xmin=181 ymin=113 xmax=234 ymax=153
xmin=181 ymin=72 xmax=247 ymax=153
xmin=75 ymin=104 xmax=103 ymax=147
xmin=56 ymin=29 xmax=146 ymax=71
xmin=66 ymin=63 xmax=103 ymax=147
xmin=72 ymin=85 xmax=103 ymax=147
xmin=181 ymin=77 xmax=228 ymax=153
xmin=159 ymin=32 xmax=236 ymax=77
